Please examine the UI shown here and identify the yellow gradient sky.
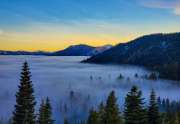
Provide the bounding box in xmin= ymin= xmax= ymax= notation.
xmin=0 ymin=0 xmax=180 ymax=51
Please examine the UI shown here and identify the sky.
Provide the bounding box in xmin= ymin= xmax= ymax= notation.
xmin=0 ymin=0 xmax=180 ymax=51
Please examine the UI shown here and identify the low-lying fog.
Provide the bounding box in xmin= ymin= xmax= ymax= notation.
xmin=0 ymin=55 xmax=179 ymax=123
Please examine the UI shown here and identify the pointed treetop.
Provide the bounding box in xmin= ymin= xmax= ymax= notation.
xmin=13 ymin=62 xmax=36 ymax=124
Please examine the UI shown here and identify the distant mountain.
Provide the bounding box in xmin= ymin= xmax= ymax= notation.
xmin=0 ymin=50 xmax=50 ymax=55
xmin=50 ymin=44 xmax=94 ymax=56
xmin=83 ymin=33 xmax=180 ymax=80
xmin=50 ymin=44 xmax=112 ymax=56
xmin=0 ymin=44 xmax=112 ymax=56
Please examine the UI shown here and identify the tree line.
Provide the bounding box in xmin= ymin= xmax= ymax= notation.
xmin=10 ymin=62 xmax=180 ymax=124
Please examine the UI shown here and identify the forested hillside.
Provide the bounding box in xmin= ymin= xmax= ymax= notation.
xmin=84 ymin=33 xmax=180 ymax=80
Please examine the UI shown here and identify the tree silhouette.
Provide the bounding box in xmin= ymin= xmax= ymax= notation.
xmin=12 ymin=62 xmax=36 ymax=124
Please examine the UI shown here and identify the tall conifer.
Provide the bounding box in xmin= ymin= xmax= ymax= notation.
xmin=124 ymin=86 xmax=147 ymax=124
xmin=98 ymin=102 xmax=105 ymax=124
xmin=148 ymin=89 xmax=160 ymax=124
xmin=45 ymin=97 xmax=54 ymax=124
xmin=87 ymin=109 xmax=99 ymax=124
xmin=104 ymin=91 xmax=122 ymax=124
xmin=64 ymin=118 xmax=68 ymax=124
xmin=38 ymin=100 xmax=46 ymax=124
xmin=38 ymin=97 xmax=54 ymax=124
xmin=12 ymin=62 xmax=36 ymax=124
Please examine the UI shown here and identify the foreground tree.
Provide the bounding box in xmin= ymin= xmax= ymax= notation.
xmin=45 ymin=97 xmax=54 ymax=124
xmin=98 ymin=102 xmax=105 ymax=124
xmin=87 ymin=109 xmax=99 ymax=124
xmin=38 ymin=100 xmax=46 ymax=124
xmin=124 ymin=86 xmax=147 ymax=124
xmin=148 ymin=89 xmax=160 ymax=124
xmin=38 ymin=97 xmax=54 ymax=124
xmin=12 ymin=62 xmax=36 ymax=124
xmin=104 ymin=91 xmax=122 ymax=124
xmin=64 ymin=118 xmax=68 ymax=124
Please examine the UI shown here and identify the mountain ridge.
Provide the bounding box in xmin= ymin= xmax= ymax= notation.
xmin=0 ymin=44 xmax=112 ymax=56
xmin=83 ymin=32 xmax=180 ymax=80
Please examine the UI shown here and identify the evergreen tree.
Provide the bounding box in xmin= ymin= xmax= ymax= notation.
xmin=64 ymin=118 xmax=68 ymax=124
xmin=98 ymin=102 xmax=105 ymax=124
xmin=134 ymin=73 xmax=138 ymax=78
xmin=118 ymin=74 xmax=124 ymax=79
xmin=12 ymin=62 xmax=36 ymax=124
xmin=38 ymin=97 xmax=54 ymax=124
xmin=176 ymin=112 xmax=180 ymax=124
xmin=44 ymin=97 xmax=54 ymax=124
xmin=157 ymin=97 xmax=161 ymax=111
xmin=148 ymin=72 xmax=158 ymax=80
xmin=104 ymin=91 xmax=122 ymax=124
xmin=124 ymin=86 xmax=147 ymax=124
xmin=38 ymin=100 xmax=46 ymax=124
xmin=148 ymin=89 xmax=160 ymax=124
xmin=87 ymin=109 xmax=99 ymax=124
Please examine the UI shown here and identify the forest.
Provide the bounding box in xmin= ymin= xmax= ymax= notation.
xmin=6 ymin=62 xmax=180 ymax=124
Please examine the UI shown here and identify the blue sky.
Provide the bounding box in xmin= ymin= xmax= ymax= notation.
xmin=0 ymin=0 xmax=178 ymax=26
xmin=0 ymin=0 xmax=180 ymax=51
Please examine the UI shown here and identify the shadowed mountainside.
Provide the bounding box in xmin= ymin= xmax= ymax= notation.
xmin=83 ymin=32 xmax=180 ymax=80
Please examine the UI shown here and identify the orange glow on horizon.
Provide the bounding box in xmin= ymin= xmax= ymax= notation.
xmin=0 ymin=33 xmax=137 ymax=52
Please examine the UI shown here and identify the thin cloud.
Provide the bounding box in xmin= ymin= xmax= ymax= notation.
xmin=138 ymin=0 xmax=180 ymax=15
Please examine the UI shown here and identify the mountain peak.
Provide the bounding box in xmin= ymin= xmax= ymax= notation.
xmin=53 ymin=44 xmax=112 ymax=56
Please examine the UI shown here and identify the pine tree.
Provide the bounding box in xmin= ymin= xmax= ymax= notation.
xmin=104 ymin=91 xmax=122 ymax=124
xmin=98 ymin=102 xmax=105 ymax=124
xmin=118 ymin=74 xmax=124 ymax=79
xmin=12 ymin=62 xmax=36 ymax=124
xmin=38 ymin=100 xmax=46 ymax=124
xmin=148 ymin=89 xmax=160 ymax=124
xmin=45 ymin=97 xmax=54 ymax=124
xmin=64 ymin=118 xmax=68 ymax=124
xmin=124 ymin=86 xmax=147 ymax=124
xmin=87 ymin=109 xmax=99 ymax=124
xmin=38 ymin=97 xmax=54 ymax=124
